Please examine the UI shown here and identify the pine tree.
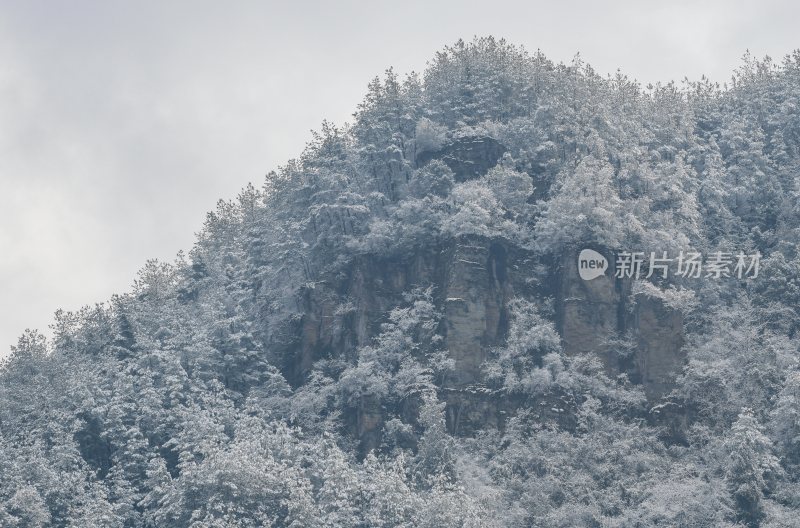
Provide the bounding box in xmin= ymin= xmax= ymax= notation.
xmin=725 ymin=408 xmax=781 ymax=527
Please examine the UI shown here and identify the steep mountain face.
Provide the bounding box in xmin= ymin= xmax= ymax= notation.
xmin=416 ymin=136 xmax=507 ymax=181
xmin=556 ymin=247 xmax=686 ymax=400
xmin=290 ymin=140 xmax=687 ymax=451
xmin=3 ymin=39 xmax=800 ymax=527
xmin=289 ymin=138 xmax=515 ymax=387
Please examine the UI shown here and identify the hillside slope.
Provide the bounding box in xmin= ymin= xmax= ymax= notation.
xmin=3 ymin=38 xmax=800 ymax=527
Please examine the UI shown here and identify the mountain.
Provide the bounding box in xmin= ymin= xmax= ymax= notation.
xmin=3 ymin=37 xmax=800 ymax=527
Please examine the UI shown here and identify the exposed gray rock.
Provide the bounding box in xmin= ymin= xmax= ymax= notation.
xmin=630 ymin=293 xmax=686 ymax=399
xmin=417 ymin=136 xmax=507 ymax=181
xmin=556 ymin=246 xmax=631 ymax=371
xmin=556 ymin=247 xmax=686 ymax=400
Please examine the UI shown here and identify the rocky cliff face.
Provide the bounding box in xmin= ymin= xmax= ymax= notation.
xmin=556 ymin=247 xmax=686 ymax=400
xmin=416 ymin=136 xmax=507 ymax=182
xmin=287 ymin=137 xmax=686 ymax=448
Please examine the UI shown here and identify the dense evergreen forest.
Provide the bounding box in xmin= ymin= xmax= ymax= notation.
xmin=3 ymin=37 xmax=800 ymax=526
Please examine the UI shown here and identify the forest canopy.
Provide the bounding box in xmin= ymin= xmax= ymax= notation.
xmin=3 ymin=37 xmax=800 ymax=527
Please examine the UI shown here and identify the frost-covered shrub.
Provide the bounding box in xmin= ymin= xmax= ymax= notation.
xmin=415 ymin=118 xmax=448 ymax=153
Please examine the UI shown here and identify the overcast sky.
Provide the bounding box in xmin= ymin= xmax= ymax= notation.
xmin=1 ymin=0 xmax=798 ymax=357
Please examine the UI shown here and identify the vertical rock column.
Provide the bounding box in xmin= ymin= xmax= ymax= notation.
xmin=557 ymin=247 xmax=629 ymax=372
xmin=556 ymin=247 xmax=686 ymax=400
xmin=442 ymin=237 xmax=509 ymax=387
xmin=631 ymin=294 xmax=685 ymax=399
